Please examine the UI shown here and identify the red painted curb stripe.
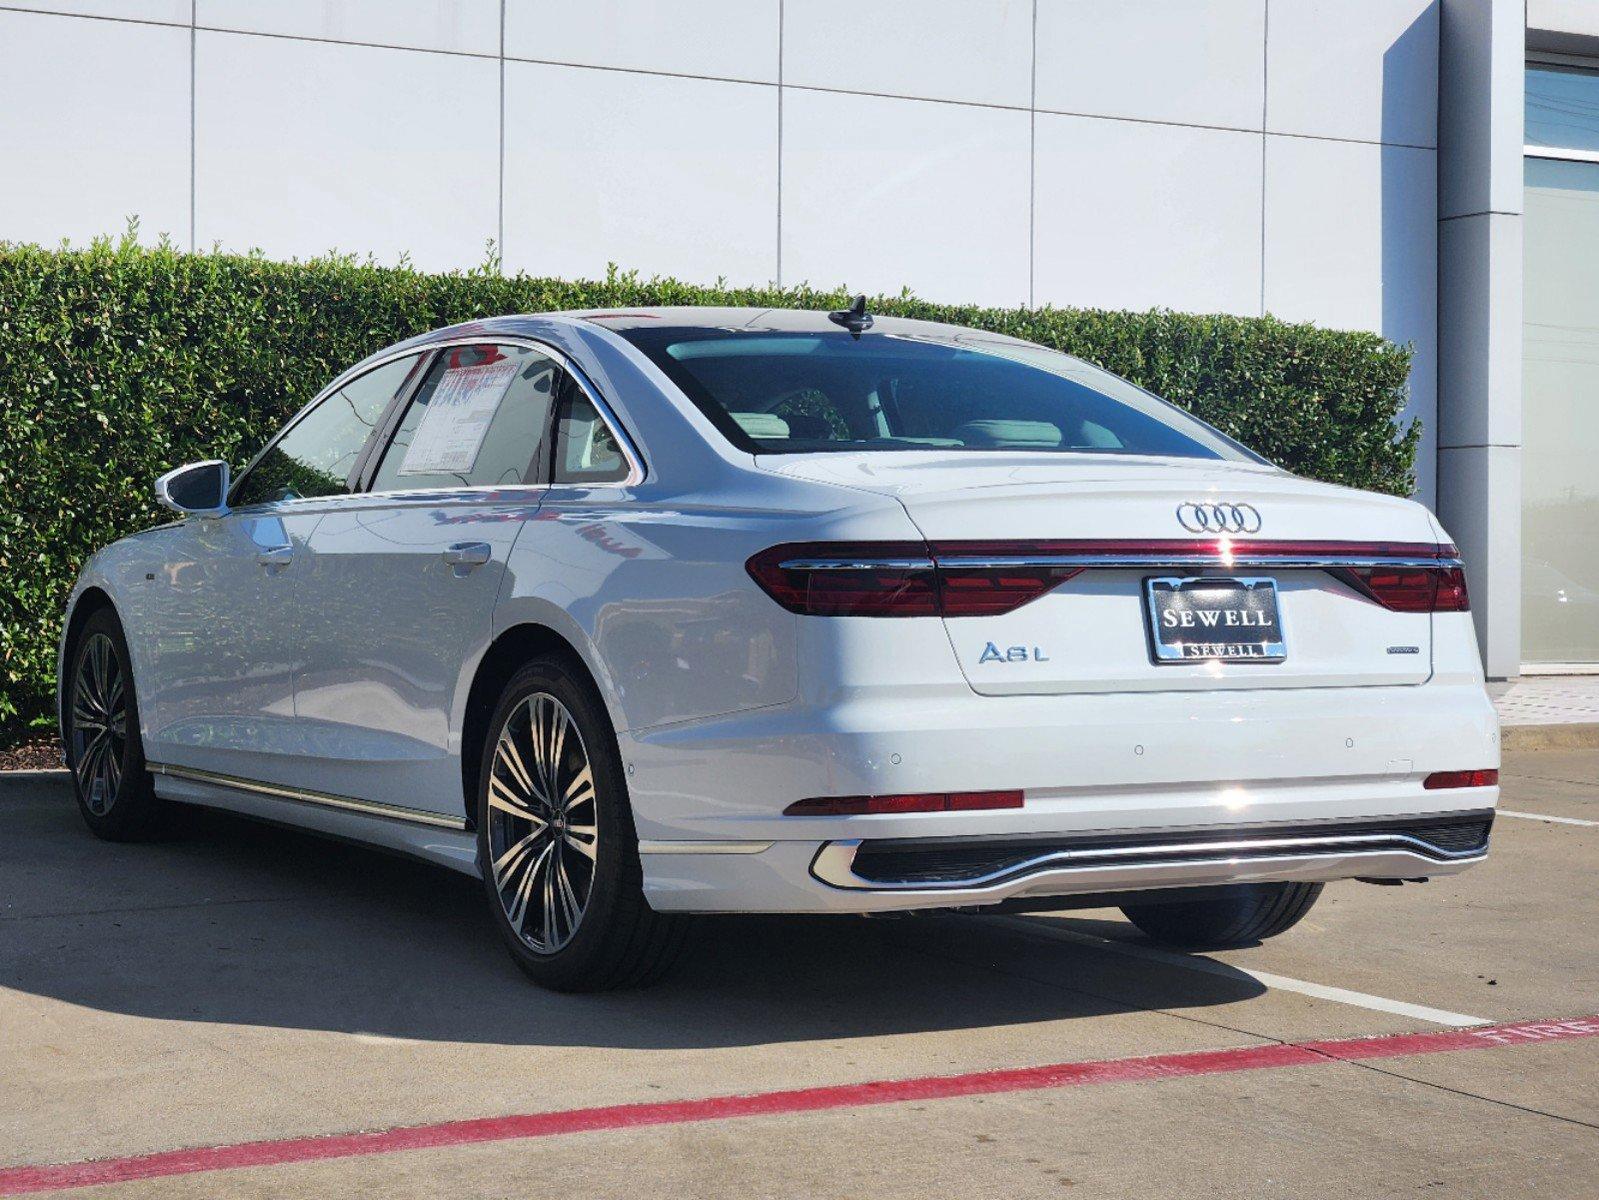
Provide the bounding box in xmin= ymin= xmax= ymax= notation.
xmin=3 ymin=1015 xmax=1596 ymax=1195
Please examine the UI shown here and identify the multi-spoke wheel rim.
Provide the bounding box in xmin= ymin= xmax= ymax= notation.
xmin=70 ymin=632 xmax=127 ymax=816
xmin=486 ymin=692 xmax=598 ymax=954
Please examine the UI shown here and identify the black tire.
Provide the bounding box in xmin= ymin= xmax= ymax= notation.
xmin=63 ymin=607 xmax=164 ymax=841
xmin=475 ymin=655 xmax=689 ymax=991
xmin=1119 ymin=882 xmax=1324 ymax=949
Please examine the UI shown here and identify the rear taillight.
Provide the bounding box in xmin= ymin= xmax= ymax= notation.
xmin=1423 ymin=769 xmax=1498 ymax=790
xmin=744 ymin=542 xmax=939 ymax=617
xmin=930 ymin=540 xmax=1087 ymax=616
xmin=1336 ymin=564 xmax=1469 ymax=613
xmin=745 ymin=542 xmax=1081 ymax=617
xmin=783 ymin=790 xmax=1024 ymax=816
xmin=747 ymin=540 xmax=1469 ymax=617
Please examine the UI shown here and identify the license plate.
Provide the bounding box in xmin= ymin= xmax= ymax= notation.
xmin=1145 ymin=576 xmax=1286 ymax=663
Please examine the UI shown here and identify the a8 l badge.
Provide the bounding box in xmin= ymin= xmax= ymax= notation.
xmin=978 ymin=642 xmax=1050 ymax=664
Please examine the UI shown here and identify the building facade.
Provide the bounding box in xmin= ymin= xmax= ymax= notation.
xmin=0 ymin=1 xmax=1586 ymax=678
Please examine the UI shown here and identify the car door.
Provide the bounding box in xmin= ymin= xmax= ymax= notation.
xmin=286 ymin=342 xmax=562 ymax=816
xmin=133 ymin=353 xmax=426 ymax=783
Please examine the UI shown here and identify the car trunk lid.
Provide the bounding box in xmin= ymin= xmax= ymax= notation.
xmin=760 ymin=453 xmax=1445 ymax=695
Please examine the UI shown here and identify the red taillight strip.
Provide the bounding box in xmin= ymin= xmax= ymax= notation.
xmin=775 ymin=540 xmax=1462 ymax=571
xmin=749 ymin=540 xmax=1467 ymax=618
xmin=1423 ymin=769 xmax=1499 ymax=790
xmin=784 ymin=790 xmax=1024 ymax=816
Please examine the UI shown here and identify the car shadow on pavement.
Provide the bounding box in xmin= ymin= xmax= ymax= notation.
xmin=1 ymin=778 xmax=1265 ymax=1048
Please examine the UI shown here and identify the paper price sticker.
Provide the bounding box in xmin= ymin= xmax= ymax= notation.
xmin=399 ymin=357 xmax=519 ymax=475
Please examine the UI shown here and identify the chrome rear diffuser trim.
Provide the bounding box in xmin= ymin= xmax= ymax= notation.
xmin=811 ymin=829 xmax=1487 ymax=896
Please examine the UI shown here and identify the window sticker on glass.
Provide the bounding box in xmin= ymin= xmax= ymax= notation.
xmin=399 ymin=351 xmax=519 ymax=475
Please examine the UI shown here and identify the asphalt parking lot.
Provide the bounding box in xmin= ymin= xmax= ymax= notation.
xmin=2 ymin=751 xmax=1596 ymax=1198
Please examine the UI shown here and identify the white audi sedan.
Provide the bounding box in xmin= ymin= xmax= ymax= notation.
xmin=59 ymin=305 xmax=1500 ymax=990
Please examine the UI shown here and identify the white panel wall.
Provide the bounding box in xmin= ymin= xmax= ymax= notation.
xmin=1034 ymin=0 xmax=1266 ymax=128
xmin=783 ymin=0 xmax=1033 ymax=108
xmin=0 ymin=1 xmax=1445 ymax=494
xmin=0 ymin=10 xmax=190 ymax=248
xmin=197 ymin=0 xmax=501 ymax=55
xmin=1267 ymin=0 xmax=1439 ymax=146
xmin=502 ymin=64 xmax=776 ymax=282
xmin=194 ymin=32 xmax=499 ymax=271
xmin=1 ymin=1 xmax=188 ymax=22
xmin=781 ymin=91 xmax=1031 ymax=306
xmin=505 ymin=0 xmax=778 ymax=81
xmin=1034 ymin=117 xmax=1262 ymax=315
xmin=1264 ymin=138 xmax=1439 ymax=501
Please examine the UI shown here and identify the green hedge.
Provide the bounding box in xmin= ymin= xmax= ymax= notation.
xmin=0 ymin=233 xmax=1419 ymax=725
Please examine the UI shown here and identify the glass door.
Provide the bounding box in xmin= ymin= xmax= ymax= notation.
xmin=1523 ymin=65 xmax=1599 ymax=666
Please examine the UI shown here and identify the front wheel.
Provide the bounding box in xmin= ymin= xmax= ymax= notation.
xmin=1120 ymin=882 xmax=1323 ymax=949
xmin=63 ymin=607 xmax=163 ymax=840
xmin=476 ymin=657 xmax=688 ymax=991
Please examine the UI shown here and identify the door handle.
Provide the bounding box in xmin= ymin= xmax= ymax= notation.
xmin=442 ymin=541 xmax=492 ymax=569
xmin=256 ymin=545 xmax=293 ymax=570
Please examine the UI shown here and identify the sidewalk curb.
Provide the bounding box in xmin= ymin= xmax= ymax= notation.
xmin=0 ymin=768 xmax=67 ymax=781
xmin=1502 ymin=723 xmax=1599 ymax=752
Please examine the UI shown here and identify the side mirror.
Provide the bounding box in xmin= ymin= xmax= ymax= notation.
xmin=155 ymin=460 xmax=231 ymax=518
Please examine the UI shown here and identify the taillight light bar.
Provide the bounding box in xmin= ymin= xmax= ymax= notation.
xmin=747 ymin=539 xmax=1468 ymax=617
xmin=1422 ymin=769 xmax=1499 ymax=790
xmin=783 ymin=790 xmax=1024 ymax=816
xmin=1332 ymin=565 xmax=1469 ymax=613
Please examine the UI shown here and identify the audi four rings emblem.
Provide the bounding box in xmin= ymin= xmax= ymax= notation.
xmin=1176 ymin=501 xmax=1263 ymax=533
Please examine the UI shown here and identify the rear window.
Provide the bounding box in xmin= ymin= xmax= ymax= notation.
xmin=617 ymin=327 xmax=1258 ymax=462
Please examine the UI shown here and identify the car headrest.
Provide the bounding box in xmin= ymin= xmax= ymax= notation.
xmin=953 ymin=419 xmax=1064 ymax=448
xmin=730 ymin=412 xmax=791 ymax=439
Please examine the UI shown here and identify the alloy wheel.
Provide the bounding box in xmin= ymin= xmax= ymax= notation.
xmin=70 ymin=632 xmax=127 ymax=816
xmin=486 ymin=692 xmax=599 ymax=953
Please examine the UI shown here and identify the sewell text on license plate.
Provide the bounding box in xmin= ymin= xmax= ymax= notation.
xmin=1145 ymin=576 xmax=1286 ymax=663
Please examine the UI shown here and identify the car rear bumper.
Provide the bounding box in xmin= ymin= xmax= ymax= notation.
xmin=639 ymin=805 xmax=1494 ymax=912
xmin=627 ymin=679 xmax=1499 ymax=912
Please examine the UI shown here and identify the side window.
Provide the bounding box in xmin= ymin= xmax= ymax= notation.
xmin=370 ymin=344 xmax=560 ymax=491
xmin=552 ymin=383 xmax=631 ymax=484
xmin=233 ymin=355 xmax=421 ymax=508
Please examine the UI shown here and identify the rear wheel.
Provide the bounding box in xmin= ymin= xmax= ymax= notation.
xmin=476 ymin=656 xmax=688 ymax=991
xmin=63 ymin=608 xmax=163 ymax=840
xmin=1119 ymin=882 xmax=1323 ymax=949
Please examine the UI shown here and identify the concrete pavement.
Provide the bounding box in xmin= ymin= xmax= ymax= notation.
xmin=2 ymin=752 xmax=1596 ymax=1197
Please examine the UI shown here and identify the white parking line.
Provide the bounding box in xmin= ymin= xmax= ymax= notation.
xmin=989 ymin=914 xmax=1491 ymax=1028
xmin=1498 ymin=809 xmax=1599 ymax=827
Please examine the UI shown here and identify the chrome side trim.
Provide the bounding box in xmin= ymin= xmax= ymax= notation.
xmin=637 ymin=839 xmax=775 ymax=855
xmin=937 ymin=554 xmax=1465 ymax=570
xmin=812 ymin=828 xmax=1488 ymax=893
xmin=148 ymin=762 xmax=468 ymax=830
xmin=783 ymin=554 xmax=1463 ymax=572
xmin=778 ymin=558 xmax=936 ymax=571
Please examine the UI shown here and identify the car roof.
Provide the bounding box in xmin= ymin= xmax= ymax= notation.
xmin=341 ymin=306 xmax=1045 ymax=398
xmin=571 ymin=306 xmax=828 ymax=332
xmin=401 ymin=306 xmax=1024 ymax=344
xmin=571 ymin=306 xmax=1028 ymax=343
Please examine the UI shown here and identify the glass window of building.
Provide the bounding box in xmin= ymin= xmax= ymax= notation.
xmin=1525 ymin=64 xmax=1599 ymax=664
xmin=1527 ymin=65 xmax=1599 ymax=155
